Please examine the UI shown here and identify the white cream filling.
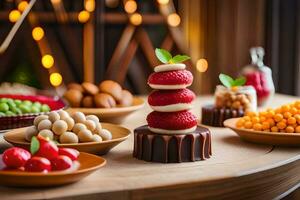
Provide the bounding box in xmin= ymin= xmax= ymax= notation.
xmin=150 ymin=103 xmax=192 ymax=112
xmin=149 ymin=126 xmax=197 ymax=134
xmin=149 ymin=83 xmax=191 ymax=90
xmin=154 ymin=63 xmax=186 ymax=72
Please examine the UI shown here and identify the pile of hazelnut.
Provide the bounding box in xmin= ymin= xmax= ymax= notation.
xmin=25 ymin=110 xmax=112 ymax=144
xmin=63 ymin=80 xmax=133 ymax=108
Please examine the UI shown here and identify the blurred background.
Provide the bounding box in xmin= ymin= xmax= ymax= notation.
xmin=0 ymin=0 xmax=299 ymax=96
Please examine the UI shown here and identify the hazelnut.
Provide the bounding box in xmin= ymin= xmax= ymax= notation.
xmin=48 ymin=111 xmax=60 ymax=123
xmin=94 ymin=93 xmax=116 ymax=108
xmin=118 ymin=90 xmax=133 ymax=107
xmin=37 ymin=119 xmax=52 ymax=131
xmin=84 ymin=120 xmax=96 ymax=131
xmin=25 ymin=126 xmax=38 ymax=142
xmin=60 ymin=132 xmax=79 ymax=144
xmin=82 ymin=96 xmax=94 ymax=108
xmin=64 ymin=89 xmax=83 ymax=107
xmin=99 ymin=80 xmax=122 ymax=101
xmin=72 ymin=123 xmax=87 ymax=134
xmin=92 ymin=134 xmax=103 ymax=142
xmin=38 ymin=130 xmax=54 ymax=140
xmin=72 ymin=111 xmax=86 ymax=123
xmin=78 ymin=129 xmax=93 ymax=142
xmin=64 ymin=117 xmax=75 ymax=131
xmin=97 ymin=129 xmax=112 ymax=141
xmin=34 ymin=115 xmax=48 ymax=127
xmin=52 ymin=120 xmax=68 ymax=135
xmin=82 ymin=82 xmax=99 ymax=95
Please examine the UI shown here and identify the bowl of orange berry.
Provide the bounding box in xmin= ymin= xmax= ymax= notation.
xmin=224 ymin=101 xmax=300 ymax=146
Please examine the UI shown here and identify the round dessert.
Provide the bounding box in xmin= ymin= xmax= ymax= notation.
xmin=148 ymin=70 xmax=193 ymax=90
xmin=154 ymin=63 xmax=186 ymax=73
xmin=148 ymin=89 xmax=195 ymax=112
xmin=147 ymin=111 xmax=197 ymax=134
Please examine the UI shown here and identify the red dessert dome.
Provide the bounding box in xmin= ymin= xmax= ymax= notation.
xmin=148 ymin=89 xmax=195 ymax=106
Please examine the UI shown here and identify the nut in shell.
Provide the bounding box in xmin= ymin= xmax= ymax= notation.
xmin=72 ymin=123 xmax=87 ymax=134
xmin=64 ymin=117 xmax=75 ymax=131
xmin=34 ymin=115 xmax=48 ymax=127
xmin=60 ymin=131 xmax=79 ymax=144
xmin=86 ymin=115 xmax=99 ymax=124
xmin=97 ymin=129 xmax=112 ymax=141
xmin=72 ymin=111 xmax=86 ymax=123
xmin=48 ymin=111 xmax=60 ymax=123
xmin=25 ymin=126 xmax=38 ymax=142
xmin=92 ymin=134 xmax=103 ymax=142
xmin=38 ymin=129 xmax=54 ymax=140
xmin=52 ymin=120 xmax=68 ymax=135
xmin=78 ymin=129 xmax=93 ymax=142
xmin=37 ymin=119 xmax=52 ymax=131
xmin=84 ymin=120 xmax=96 ymax=131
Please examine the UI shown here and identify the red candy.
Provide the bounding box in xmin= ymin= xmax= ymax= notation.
xmin=147 ymin=111 xmax=197 ymax=130
xmin=51 ymin=155 xmax=73 ymax=171
xmin=58 ymin=148 xmax=79 ymax=161
xmin=148 ymin=70 xmax=193 ymax=86
xmin=34 ymin=136 xmax=59 ymax=160
xmin=24 ymin=157 xmax=51 ymax=172
xmin=2 ymin=147 xmax=31 ymax=168
xmin=148 ymin=89 xmax=195 ymax=106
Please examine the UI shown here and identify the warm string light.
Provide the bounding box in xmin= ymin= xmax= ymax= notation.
xmin=49 ymin=72 xmax=63 ymax=87
xmin=78 ymin=10 xmax=90 ymax=23
xmin=41 ymin=54 xmax=55 ymax=69
xmin=124 ymin=0 xmax=137 ymax=14
xmin=85 ymin=0 xmax=95 ymax=12
xmin=196 ymin=59 xmax=208 ymax=72
xmin=32 ymin=27 xmax=44 ymax=41
xmin=8 ymin=10 xmax=21 ymax=23
xmin=167 ymin=13 xmax=181 ymax=27
xmin=157 ymin=0 xmax=169 ymax=5
xmin=130 ymin=13 xmax=142 ymax=26
xmin=17 ymin=1 xmax=28 ymax=12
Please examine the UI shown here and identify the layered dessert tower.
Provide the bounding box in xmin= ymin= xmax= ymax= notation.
xmin=133 ymin=49 xmax=212 ymax=163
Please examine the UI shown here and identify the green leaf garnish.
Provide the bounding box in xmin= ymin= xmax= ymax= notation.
xmin=30 ymin=136 xmax=40 ymax=155
xmin=155 ymin=48 xmax=190 ymax=64
xmin=219 ymin=73 xmax=246 ymax=88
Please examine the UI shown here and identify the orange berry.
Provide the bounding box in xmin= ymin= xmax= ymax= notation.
xmin=295 ymin=114 xmax=300 ymax=123
xmin=295 ymin=126 xmax=300 ymax=133
xmin=281 ymin=105 xmax=290 ymax=112
xmin=287 ymin=117 xmax=297 ymax=125
xmin=290 ymin=107 xmax=298 ymax=115
xmin=251 ymin=117 xmax=260 ymax=123
xmin=281 ymin=119 xmax=287 ymax=124
xmin=243 ymin=116 xmax=251 ymax=121
xmin=246 ymin=111 xmax=257 ymax=117
xmin=274 ymin=114 xmax=283 ymax=122
xmin=260 ymin=116 xmax=267 ymax=123
xmin=253 ymin=123 xmax=262 ymax=131
xmin=277 ymin=121 xmax=287 ymax=129
xmin=283 ymin=112 xmax=292 ymax=119
xmin=244 ymin=121 xmax=253 ymax=129
xmin=271 ymin=126 xmax=279 ymax=132
xmin=259 ymin=111 xmax=267 ymax=117
xmin=275 ymin=108 xmax=282 ymax=114
xmin=266 ymin=111 xmax=275 ymax=118
xmin=267 ymin=118 xmax=275 ymax=127
xmin=262 ymin=121 xmax=270 ymax=130
xmin=286 ymin=126 xmax=295 ymax=133
xmin=236 ymin=119 xmax=245 ymax=128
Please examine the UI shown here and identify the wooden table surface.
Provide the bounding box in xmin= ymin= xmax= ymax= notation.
xmin=1 ymin=94 xmax=300 ymax=200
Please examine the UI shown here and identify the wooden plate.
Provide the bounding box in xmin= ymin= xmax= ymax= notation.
xmin=4 ymin=123 xmax=131 ymax=155
xmin=0 ymin=152 xmax=106 ymax=187
xmin=66 ymin=97 xmax=144 ymax=123
xmin=224 ymin=118 xmax=300 ymax=146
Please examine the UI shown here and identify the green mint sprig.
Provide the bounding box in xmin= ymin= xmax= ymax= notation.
xmin=155 ymin=48 xmax=190 ymax=64
xmin=30 ymin=136 xmax=40 ymax=155
xmin=219 ymin=73 xmax=246 ymax=88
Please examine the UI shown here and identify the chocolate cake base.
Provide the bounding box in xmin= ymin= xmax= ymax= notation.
xmin=201 ymin=104 xmax=244 ymax=127
xmin=133 ymin=125 xmax=212 ymax=163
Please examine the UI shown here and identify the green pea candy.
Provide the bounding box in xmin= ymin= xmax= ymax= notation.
xmin=6 ymin=98 xmax=14 ymax=104
xmin=23 ymin=100 xmax=32 ymax=106
xmin=0 ymin=98 xmax=8 ymax=103
xmin=33 ymin=102 xmax=42 ymax=108
xmin=5 ymin=110 xmax=16 ymax=116
xmin=14 ymin=108 xmax=22 ymax=115
xmin=14 ymin=100 xmax=22 ymax=106
xmin=41 ymin=104 xmax=50 ymax=112
xmin=31 ymin=106 xmax=40 ymax=113
xmin=0 ymin=112 xmax=5 ymax=117
xmin=0 ymin=103 xmax=9 ymax=112
xmin=19 ymin=104 xmax=31 ymax=113
xmin=7 ymin=101 xmax=16 ymax=109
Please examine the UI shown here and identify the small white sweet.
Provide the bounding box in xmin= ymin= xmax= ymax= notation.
xmin=48 ymin=111 xmax=60 ymax=123
xmin=37 ymin=119 xmax=52 ymax=131
xmin=92 ymin=134 xmax=102 ymax=142
xmin=86 ymin=115 xmax=99 ymax=124
xmin=33 ymin=115 xmax=48 ymax=127
xmin=60 ymin=131 xmax=79 ymax=143
xmin=25 ymin=126 xmax=38 ymax=142
xmin=64 ymin=117 xmax=75 ymax=131
xmin=72 ymin=112 xmax=86 ymax=123
xmin=52 ymin=120 xmax=68 ymax=135
xmin=78 ymin=129 xmax=93 ymax=142
xmin=72 ymin=123 xmax=87 ymax=134
xmin=38 ymin=129 xmax=54 ymax=140
xmin=97 ymin=129 xmax=112 ymax=141
xmin=58 ymin=110 xmax=70 ymax=120
xmin=93 ymin=123 xmax=102 ymax=134
xmin=84 ymin=120 xmax=96 ymax=131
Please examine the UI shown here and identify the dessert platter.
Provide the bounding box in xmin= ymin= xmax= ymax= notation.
xmin=0 ymin=135 xmax=106 ymax=187
xmin=133 ymin=49 xmax=212 ymax=163
xmin=224 ymin=100 xmax=300 ymax=146
xmin=64 ymin=80 xmax=144 ymax=123
xmin=201 ymin=74 xmax=257 ymax=127
xmin=4 ymin=110 xmax=130 ymax=155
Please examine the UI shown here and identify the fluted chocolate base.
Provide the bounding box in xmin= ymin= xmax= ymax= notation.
xmin=133 ymin=125 xmax=212 ymax=163
xmin=201 ymin=104 xmax=244 ymax=127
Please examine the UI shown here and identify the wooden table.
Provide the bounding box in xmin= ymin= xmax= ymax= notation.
xmin=1 ymin=94 xmax=300 ymax=200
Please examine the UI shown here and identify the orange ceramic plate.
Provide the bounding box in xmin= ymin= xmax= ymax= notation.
xmin=66 ymin=97 xmax=144 ymax=123
xmin=224 ymin=118 xmax=300 ymax=146
xmin=4 ymin=123 xmax=131 ymax=155
xmin=0 ymin=152 xmax=106 ymax=187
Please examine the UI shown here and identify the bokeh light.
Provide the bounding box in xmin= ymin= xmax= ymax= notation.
xmin=49 ymin=73 xmax=63 ymax=87
xmin=85 ymin=0 xmax=95 ymax=12
xmin=32 ymin=27 xmax=44 ymax=41
xmin=9 ymin=10 xmax=21 ymax=23
xmin=51 ymin=0 xmax=61 ymax=4
xmin=78 ymin=10 xmax=90 ymax=23
xmin=196 ymin=59 xmax=208 ymax=72
xmin=124 ymin=0 xmax=137 ymax=14
xmin=130 ymin=13 xmax=142 ymax=26
xmin=18 ymin=1 xmax=28 ymax=12
xmin=41 ymin=55 xmax=54 ymax=69
xmin=157 ymin=0 xmax=169 ymax=5
xmin=167 ymin=13 xmax=181 ymax=27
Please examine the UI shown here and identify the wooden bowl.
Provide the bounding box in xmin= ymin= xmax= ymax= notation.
xmin=224 ymin=118 xmax=300 ymax=146
xmin=4 ymin=123 xmax=131 ymax=155
xmin=66 ymin=97 xmax=144 ymax=123
xmin=0 ymin=152 xmax=106 ymax=187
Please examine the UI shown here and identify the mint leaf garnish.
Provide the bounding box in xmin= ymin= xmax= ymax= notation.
xmin=170 ymin=55 xmax=190 ymax=63
xmin=219 ymin=73 xmax=247 ymax=88
xmin=155 ymin=48 xmax=172 ymax=64
xmin=233 ymin=77 xmax=246 ymax=86
xmin=30 ymin=136 xmax=40 ymax=155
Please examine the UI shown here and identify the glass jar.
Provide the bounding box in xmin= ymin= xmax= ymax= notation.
xmin=214 ymin=85 xmax=257 ymax=112
xmin=241 ymin=47 xmax=275 ymax=106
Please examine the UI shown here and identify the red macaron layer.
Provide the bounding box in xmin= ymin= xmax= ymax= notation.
xmin=147 ymin=111 xmax=197 ymax=130
xmin=148 ymin=89 xmax=196 ymax=106
xmin=148 ymin=70 xmax=193 ymax=86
